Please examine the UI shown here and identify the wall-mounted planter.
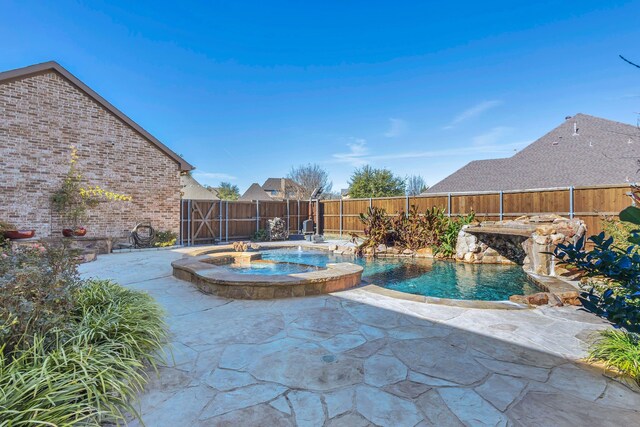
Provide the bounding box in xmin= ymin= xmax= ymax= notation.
xmin=3 ymin=230 xmax=36 ymax=239
xmin=62 ymin=227 xmax=87 ymax=237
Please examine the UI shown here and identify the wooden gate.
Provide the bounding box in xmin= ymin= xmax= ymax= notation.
xmin=180 ymin=199 xmax=311 ymax=246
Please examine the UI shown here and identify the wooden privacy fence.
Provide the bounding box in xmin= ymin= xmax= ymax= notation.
xmin=181 ymin=199 xmax=310 ymax=245
xmin=319 ymin=184 xmax=633 ymax=239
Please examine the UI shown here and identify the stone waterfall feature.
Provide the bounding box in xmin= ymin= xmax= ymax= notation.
xmin=455 ymin=215 xmax=587 ymax=277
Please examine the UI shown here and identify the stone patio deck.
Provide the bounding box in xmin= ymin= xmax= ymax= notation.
xmin=79 ymin=248 xmax=640 ymax=427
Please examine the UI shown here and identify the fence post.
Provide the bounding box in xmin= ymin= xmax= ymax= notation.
xmin=447 ymin=193 xmax=451 ymax=218
xmin=256 ymin=200 xmax=260 ymax=232
xmin=499 ymin=191 xmax=503 ymax=221
xmin=369 ymin=198 xmax=372 ymax=209
xmin=297 ymin=199 xmax=301 ymax=232
xmin=286 ymin=200 xmax=290 ymax=233
xmin=339 ymin=198 xmax=343 ymax=237
xmin=225 ymin=201 xmax=229 ymax=242
xmin=188 ymin=200 xmax=193 ymax=246
xmin=219 ymin=199 xmax=222 ymax=243
xmin=405 ymin=194 xmax=409 ymax=217
xmin=179 ymin=200 xmax=183 ymax=246
xmin=569 ymin=186 xmax=574 ymax=219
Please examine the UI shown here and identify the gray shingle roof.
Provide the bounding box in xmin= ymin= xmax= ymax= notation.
xmin=180 ymin=174 xmax=219 ymax=200
xmin=239 ymin=183 xmax=273 ymax=201
xmin=262 ymin=178 xmax=304 ymax=192
xmin=426 ymin=114 xmax=640 ymax=193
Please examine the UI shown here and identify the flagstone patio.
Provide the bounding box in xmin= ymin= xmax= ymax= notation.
xmin=80 ymin=249 xmax=640 ymax=427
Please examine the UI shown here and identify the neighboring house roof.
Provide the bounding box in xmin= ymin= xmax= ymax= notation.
xmin=239 ymin=183 xmax=273 ymax=201
xmin=0 ymin=61 xmax=194 ymax=171
xmin=180 ymin=174 xmax=219 ymax=200
xmin=426 ymin=113 xmax=640 ymax=193
xmin=261 ymin=178 xmax=306 ymax=200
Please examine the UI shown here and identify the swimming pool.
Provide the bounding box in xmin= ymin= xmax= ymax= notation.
xmin=261 ymin=248 xmax=539 ymax=301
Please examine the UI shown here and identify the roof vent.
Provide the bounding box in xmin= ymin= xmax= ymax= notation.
xmin=552 ymin=141 xmax=559 ymax=146
xmin=565 ymin=116 xmax=572 ymax=120
xmin=572 ymin=122 xmax=579 ymax=136
xmin=629 ymin=138 xmax=634 ymax=144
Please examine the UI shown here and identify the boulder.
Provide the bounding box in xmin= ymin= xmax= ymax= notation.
xmin=526 ymin=293 xmax=549 ymax=306
xmin=416 ymin=247 xmax=433 ymax=258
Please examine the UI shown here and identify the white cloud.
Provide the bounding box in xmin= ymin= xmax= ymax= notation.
xmin=443 ymin=100 xmax=502 ymax=129
xmin=472 ymin=126 xmax=511 ymax=146
xmin=328 ymin=140 xmax=528 ymax=165
xmin=192 ymin=171 xmax=238 ymax=185
xmin=331 ymin=138 xmax=370 ymax=167
xmin=384 ymin=118 xmax=408 ymax=138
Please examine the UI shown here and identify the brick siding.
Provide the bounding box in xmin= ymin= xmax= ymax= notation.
xmin=0 ymin=71 xmax=182 ymax=239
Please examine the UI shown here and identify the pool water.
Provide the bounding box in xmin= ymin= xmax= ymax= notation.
xmin=261 ymin=248 xmax=539 ymax=301
xmin=227 ymin=261 xmax=317 ymax=275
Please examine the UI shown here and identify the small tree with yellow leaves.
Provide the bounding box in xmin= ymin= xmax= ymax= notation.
xmin=51 ymin=146 xmax=132 ymax=228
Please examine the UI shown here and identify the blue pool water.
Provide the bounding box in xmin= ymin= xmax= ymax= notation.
xmin=261 ymin=248 xmax=539 ymax=301
xmin=227 ymin=261 xmax=317 ymax=275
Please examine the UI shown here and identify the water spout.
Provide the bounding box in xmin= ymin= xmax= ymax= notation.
xmin=297 ymin=245 xmax=303 ymax=252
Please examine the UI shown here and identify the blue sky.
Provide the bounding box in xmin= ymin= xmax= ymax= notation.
xmin=1 ymin=1 xmax=639 ymax=193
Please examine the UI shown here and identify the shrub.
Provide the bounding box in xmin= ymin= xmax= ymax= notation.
xmin=602 ymin=215 xmax=635 ymax=250
xmin=359 ymin=207 xmax=394 ymax=250
xmin=589 ymin=330 xmax=640 ymax=386
xmin=0 ymin=279 xmax=167 ymax=425
xmin=251 ymin=229 xmax=269 ymax=242
xmin=555 ymin=206 xmax=640 ymax=330
xmin=0 ymin=243 xmax=81 ymax=354
xmin=356 ymin=205 xmax=474 ymax=257
xmin=434 ymin=212 xmax=475 ymax=258
xmin=154 ymin=230 xmax=178 ymax=247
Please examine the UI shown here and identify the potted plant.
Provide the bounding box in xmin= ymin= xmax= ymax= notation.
xmin=51 ymin=146 xmax=131 ymax=237
xmin=0 ymin=221 xmax=36 ymax=240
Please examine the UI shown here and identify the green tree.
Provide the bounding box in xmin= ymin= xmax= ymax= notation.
xmin=217 ymin=182 xmax=240 ymax=200
xmin=348 ymin=166 xmax=405 ymax=198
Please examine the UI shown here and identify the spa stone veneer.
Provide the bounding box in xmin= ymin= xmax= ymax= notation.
xmin=172 ymin=251 xmax=363 ymax=299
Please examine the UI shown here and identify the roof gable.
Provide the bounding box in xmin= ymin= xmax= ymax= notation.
xmin=239 ymin=183 xmax=273 ymax=201
xmin=0 ymin=61 xmax=193 ymax=171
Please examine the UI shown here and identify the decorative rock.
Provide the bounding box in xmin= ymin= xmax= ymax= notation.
xmin=415 ymin=247 xmax=433 ymax=258
xmin=555 ymin=291 xmax=581 ymax=306
xmin=526 ymin=293 xmax=549 ymax=306
xmin=508 ymin=295 xmax=528 ymax=304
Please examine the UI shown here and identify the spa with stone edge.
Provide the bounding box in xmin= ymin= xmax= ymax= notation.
xmin=172 ymin=247 xmax=364 ymax=299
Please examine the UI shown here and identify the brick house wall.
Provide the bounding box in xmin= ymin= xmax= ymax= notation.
xmin=0 ymin=70 xmax=185 ymax=239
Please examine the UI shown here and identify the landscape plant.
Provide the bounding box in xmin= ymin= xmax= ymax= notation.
xmin=51 ymin=145 xmax=132 ymax=229
xmin=588 ymin=329 xmax=640 ymax=386
xmin=154 ymin=230 xmax=178 ymax=247
xmin=555 ymin=205 xmax=640 ymax=384
xmin=0 ymin=242 xmax=167 ymax=425
xmin=357 ymin=205 xmax=474 ymax=257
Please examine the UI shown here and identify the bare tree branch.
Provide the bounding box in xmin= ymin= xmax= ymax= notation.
xmin=620 ymin=54 xmax=640 ymax=69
